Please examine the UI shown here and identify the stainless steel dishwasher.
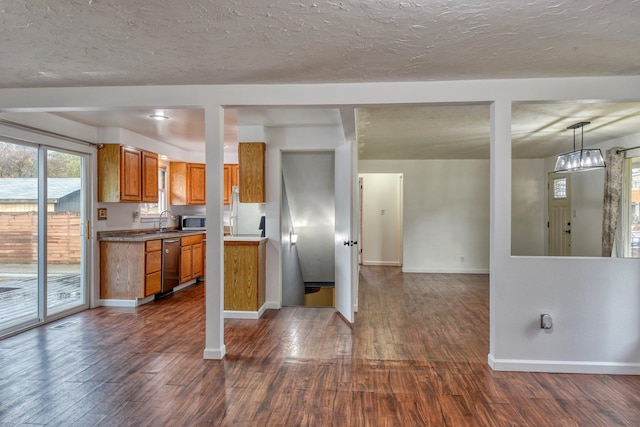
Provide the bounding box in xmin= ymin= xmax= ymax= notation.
xmin=161 ymin=238 xmax=181 ymax=292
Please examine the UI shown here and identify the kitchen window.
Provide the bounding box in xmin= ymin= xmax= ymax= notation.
xmin=141 ymin=167 xmax=167 ymax=219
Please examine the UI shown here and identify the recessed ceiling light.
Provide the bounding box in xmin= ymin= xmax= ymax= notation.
xmin=149 ymin=114 xmax=170 ymax=121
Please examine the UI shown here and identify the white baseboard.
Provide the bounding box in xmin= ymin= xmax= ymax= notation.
xmin=99 ymin=297 xmax=153 ymax=308
xmin=488 ymin=354 xmax=640 ymax=375
xmin=203 ymin=345 xmax=226 ymax=360
xmin=265 ymin=301 xmax=280 ymax=310
xmin=362 ymin=261 xmax=401 ymax=266
xmin=224 ymin=303 xmax=267 ymax=319
xmin=402 ymin=267 xmax=489 ymax=274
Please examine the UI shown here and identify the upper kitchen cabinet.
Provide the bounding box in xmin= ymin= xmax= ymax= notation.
xmin=238 ymin=142 xmax=265 ymax=203
xmin=170 ymin=162 xmax=206 ymax=205
xmin=224 ymin=164 xmax=239 ymax=205
xmin=98 ymin=144 xmax=158 ymax=203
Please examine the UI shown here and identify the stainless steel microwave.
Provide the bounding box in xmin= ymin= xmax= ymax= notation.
xmin=179 ymin=215 xmax=206 ymax=230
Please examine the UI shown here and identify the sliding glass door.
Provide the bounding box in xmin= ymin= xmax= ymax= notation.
xmin=0 ymin=139 xmax=89 ymax=336
xmin=46 ymin=149 xmax=86 ymax=316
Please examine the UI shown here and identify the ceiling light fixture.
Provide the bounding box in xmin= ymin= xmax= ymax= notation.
xmin=149 ymin=114 xmax=170 ymax=121
xmin=554 ymin=121 xmax=605 ymax=173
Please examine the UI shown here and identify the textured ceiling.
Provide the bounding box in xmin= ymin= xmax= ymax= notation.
xmin=2 ymin=1 xmax=640 ymax=159
xmin=357 ymin=102 xmax=640 ymax=160
xmin=1 ymin=0 xmax=639 ymax=88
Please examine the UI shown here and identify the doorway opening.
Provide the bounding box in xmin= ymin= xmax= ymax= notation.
xmin=281 ymin=151 xmax=335 ymax=307
xmin=358 ymin=173 xmax=403 ymax=267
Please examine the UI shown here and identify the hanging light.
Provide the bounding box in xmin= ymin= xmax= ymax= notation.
xmin=554 ymin=121 xmax=606 ymax=173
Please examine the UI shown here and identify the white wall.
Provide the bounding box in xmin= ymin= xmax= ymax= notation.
xmin=359 ymin=159 xmax=490 ymax=273
xmin=359 ymin=173 xmax=403 ymax=266
xmin=282 ymin=152 xmax=335 ymax=282
xmin=2 ymin=76 xmax=640 ymax=372
xmin=511 ymin=159 xmax=546 ymax=256
xmin=281 ymin=177 xmax=305 ymax=306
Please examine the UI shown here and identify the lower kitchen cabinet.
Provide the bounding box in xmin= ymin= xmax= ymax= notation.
xmin=180 ymin=234 xmax=204 ymax=283
xmin=144 ymin=240 xmax=162 ymax=296
xmin=224 ymin=239 xmax=266 ymax=311
xmin=100 ymin=239 xmax=162 ymax=300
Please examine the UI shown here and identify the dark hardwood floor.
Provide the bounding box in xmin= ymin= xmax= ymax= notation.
xmin=1 ymin=266 xmax=640 ymax=426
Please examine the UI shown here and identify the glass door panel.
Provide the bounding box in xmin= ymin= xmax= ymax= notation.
xmin=0 ymin=141 xmax=40 ymax=332
xmin=46 ymin=149 xmax=85 ymax=315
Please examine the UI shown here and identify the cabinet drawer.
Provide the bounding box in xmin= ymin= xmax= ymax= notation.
xmin=145 ymin=251 xmax=162 ymax=273
xmin=145 ymin=271 xmax=161 ymax=296
xmin=146 ymin=239 xmax=162 ymax=252
xmin=181 ymin=234 xmax=203 ymax=246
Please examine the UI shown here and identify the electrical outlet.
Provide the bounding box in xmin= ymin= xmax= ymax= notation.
xmin=97 ymin=208 xmax=107 ymax=220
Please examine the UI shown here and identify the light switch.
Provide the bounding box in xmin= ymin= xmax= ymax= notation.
xmin=540 ymin=314 xmax=553 ymax=329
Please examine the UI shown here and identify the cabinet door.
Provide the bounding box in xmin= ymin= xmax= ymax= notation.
xmin=141 ymin=151 xmax=159 ymax=202
xmin=145 ymin=271 xmax=161 ymax=296
xmin=224 ymin=164 xmax=232 ymax=205
xmin=192 ymin=242 xmax=203 ymax=277
xmin=187 ymin=163 xmax=206 ymax=205
xmin=238 ymin=143 xmax=265 ymax=203
xmin=180 ymin=244 xmax=193 ymax=283
xmin=120 ymin=146 xmax=142 ymax=201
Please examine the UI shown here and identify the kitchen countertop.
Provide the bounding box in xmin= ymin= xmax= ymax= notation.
xmin=98 ymin=229 xmax=205 ymax=242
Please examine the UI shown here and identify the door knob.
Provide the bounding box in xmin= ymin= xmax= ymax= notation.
xmin=343 ymin=241 xmax=350 ymax=246
xmin=351 ymin=241 xmax=358 ymax=245
xmin=564 ymin=230 xmax=571 ymax=234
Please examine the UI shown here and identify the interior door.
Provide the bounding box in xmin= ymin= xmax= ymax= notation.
xmin=334 ymin=138 xmax=358 ymax=322
xmin=548 ymin=173 xmax=572 ymax=256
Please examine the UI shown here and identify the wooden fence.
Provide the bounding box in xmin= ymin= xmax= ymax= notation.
xmin=0 ymin=211 xmax=81 ymax=264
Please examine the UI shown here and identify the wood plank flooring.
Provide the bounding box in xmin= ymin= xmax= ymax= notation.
xmin=1 ymin=265 xmax=640 ymax=426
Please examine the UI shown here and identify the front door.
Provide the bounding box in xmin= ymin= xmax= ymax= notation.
xmin=548 ymin=173 xmax=572 ymax=256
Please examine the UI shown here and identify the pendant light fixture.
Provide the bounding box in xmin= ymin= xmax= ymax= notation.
xmin=554 ymin=121 xmax=606 ymax=173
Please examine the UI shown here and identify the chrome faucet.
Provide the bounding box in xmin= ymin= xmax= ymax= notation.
xmin=158 ymin=210 xmax=172 ymax=232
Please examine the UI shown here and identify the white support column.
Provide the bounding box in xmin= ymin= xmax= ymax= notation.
xmin=488 ymin=98 xmax=512 ymax=365
xmin=203 ymin=104 xmax=226 ymax=359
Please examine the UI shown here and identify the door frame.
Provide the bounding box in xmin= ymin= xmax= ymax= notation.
xmin=0 ymin=133 xmax=93 ymax=338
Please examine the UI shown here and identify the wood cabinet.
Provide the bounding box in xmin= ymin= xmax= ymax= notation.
xmin=180 ymin=234 xmax=204 ymax=283
xmin=141 ymin=151 xmax=159 ymax=202
xmin=144 ymin=240 xmax=162 ymax=296
xmin=100 ymin=239 xmax=162 ymax=299
xmin=170 ymin=162 xmax=206 ymax=205
xmin=224 ymin=239 xmax=266 ymax=311
xmin=98 ymin=144 xmax=158 ymax=203
xmin=238 ymin=142 xmax=265 ymax=203
xmin=224 ymin=164 xmax=239 ymax=205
